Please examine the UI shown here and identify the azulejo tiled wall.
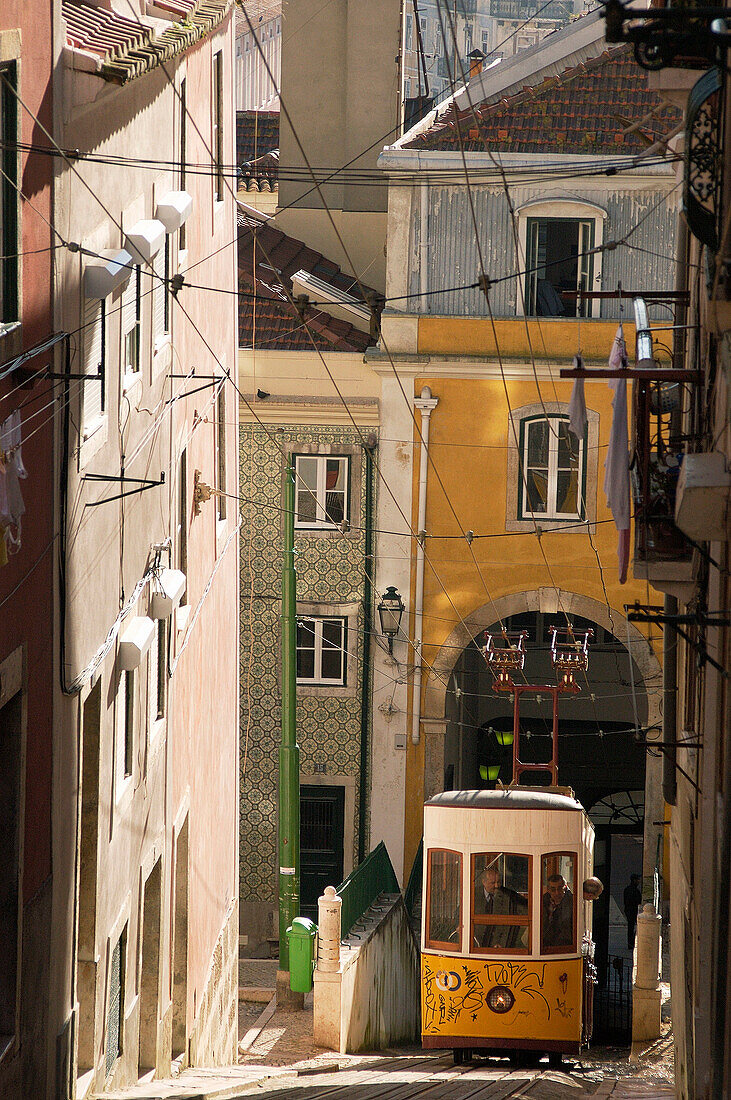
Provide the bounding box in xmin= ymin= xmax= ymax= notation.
xmin=239 ymin=425 xmax=373 ymax=907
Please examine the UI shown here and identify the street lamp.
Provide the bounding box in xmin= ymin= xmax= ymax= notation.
xmin=378 ymin=586 xmax=405 ymax=654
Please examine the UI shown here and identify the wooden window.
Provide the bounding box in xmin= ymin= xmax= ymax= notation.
xmin=471 ymin=852 xmax=531 ymax=954
xmin=122 ymin=265 xmax=141 ymax=375
xmin=519 ymin=415 xmax=585 ymax=521
xmin=540 ymin=851 xmax=577 ymax=954
xmin=82 ymin=297 xmax=105 ymax=432
xmin=213 ymin=52 xmax=224 ymax=202
xmin=179 ymin=77 xmax=187 ymax=251
xmin=425 ymin=848 xmax=462 ymax=951
xmin=0 ymin=61 xmax=19 ymax=328
xmin=116 ymin=671 xmax=134 ymax=788
xmin=150 ymin=619 xmax=166 ymax=723
xmin=0 ymin=690 xmax=22 ymax=1049
xmin=177 ymin=448 xmax=188 ymax=605
xmin=525 ymin=216 xmax=594 ymax=318
xmin=294 ymin=455 xmax=349 ymax=528
xmin=152 ymin=242 xmax=168 ymax=342
xmin=216 ymin=386 xmax=226 ymax=521
xmin=105 ymin=926 xmax=126 ymax=1077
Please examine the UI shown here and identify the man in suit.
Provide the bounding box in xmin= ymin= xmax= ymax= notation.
xmin=475 ymin=864 xmax=528 ymax=948
xmin=542 ymin=873 xmax=574 ymax=948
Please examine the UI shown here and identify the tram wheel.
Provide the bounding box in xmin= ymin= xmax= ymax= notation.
xmin=453 ymin=1048 xmax=464 ymax=1065
xmin=548 ymin=1052 xmax=563 ymax=1070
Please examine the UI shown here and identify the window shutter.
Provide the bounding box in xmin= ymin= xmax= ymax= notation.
xmin=82 ymin=297 xmax=103 ymax=429
xmin=153 ymin=251 xmax=165 ymax=341
xmin=121 ymin=268 xmax=137 ymax=338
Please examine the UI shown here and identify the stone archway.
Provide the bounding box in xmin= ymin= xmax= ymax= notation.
xmin=420 ymin=586 xmax=664 ymax=883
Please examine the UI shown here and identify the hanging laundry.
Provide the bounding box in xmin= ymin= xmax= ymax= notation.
xmin=603 ymin=325 xmax=631 ymax=584
xmin=568 ymin=354 xmax=587 ymax=441
xmin=0 ymin=410 xmax=28 ymax=556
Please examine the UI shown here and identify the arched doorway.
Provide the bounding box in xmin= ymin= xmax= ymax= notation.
xmin=420 ymin=589 xmax=663 ymax=1016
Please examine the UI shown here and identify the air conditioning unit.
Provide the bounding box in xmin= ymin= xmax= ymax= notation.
xmin=675 ymin=452 xmax=731 ymax=542
xmin=118 ymin=616 xmax=156 ymax=670
xmin=150 ymin=569 xmax=187 ymax=619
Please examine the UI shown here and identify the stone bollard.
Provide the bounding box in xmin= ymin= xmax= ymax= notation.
xmin=317 ymin=885 xmax=342 ymax=973
xmin=632 ymin=902 xmax=662 ymax=1042
xmin=313 ymin=886 xmax=343 ymax=1051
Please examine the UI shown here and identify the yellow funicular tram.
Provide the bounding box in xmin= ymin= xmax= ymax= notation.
xmin=420 ymin=626 xmax=603 ymax=1067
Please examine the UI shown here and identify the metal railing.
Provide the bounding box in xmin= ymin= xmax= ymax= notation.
xmin=336 ymin=840 xmax=399 ymax=938
xmin=403 ymin=838 xmax=423 ymax=923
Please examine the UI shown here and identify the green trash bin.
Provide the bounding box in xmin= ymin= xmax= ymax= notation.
xmin=287 ymin=917 xmax=317 ymax=992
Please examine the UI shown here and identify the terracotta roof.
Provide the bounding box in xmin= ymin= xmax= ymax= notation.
xmin=238 ymin=209 xmax=374 ymax=352
xmin=406 ymin=46 xmax=682 ymax=155
xmin=63 ymin=0 xmax=232 ymax=84
xmin=237 ymin=110 xmax=280 ymax=179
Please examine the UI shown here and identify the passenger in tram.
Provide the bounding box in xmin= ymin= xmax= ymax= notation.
xmin=542 ymin=873 xmax=574 ymax=948
xmin=475 ymin=864 xmax=528 ymax=948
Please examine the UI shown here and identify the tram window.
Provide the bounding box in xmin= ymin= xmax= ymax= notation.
xmin=426 ymin=849 xmax=462 ymax=950
xmin=471 ymin=852 xmax=530 ymax=953
xmin=541 ymin=852 xmax=577 ymax=953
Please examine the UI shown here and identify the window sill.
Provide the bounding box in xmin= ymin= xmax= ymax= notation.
xmin=505 ymin=516 xmax=592 ymax=534
xmin=115 ymin=772 xmax=134 ymax=810
xmin=295 ymin=680 xmax=357 ymax=700
xmin=295 ymin=524 xmax=357 ymax=540
xmin=78 ymin=415 xmax=108 ymax=470
xmin=123 ymin=370 xmax=143 ymax=399
xmin=176 ymin=603 xmax=192 ymax=636
xmin=152 ymin=334 xmax=172 ymax=379
xmin=0 ymin=321 xmax=22 ymax=361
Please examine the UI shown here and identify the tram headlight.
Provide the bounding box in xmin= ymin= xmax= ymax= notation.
xmin=486 ymin=985 xmax=515 ymax=1014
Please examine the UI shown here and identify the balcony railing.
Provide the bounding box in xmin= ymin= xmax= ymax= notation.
xmin=604 ymin=0 xmax=718 ymax=72
xmin=631 ymin=298 xmax=700 ymax=598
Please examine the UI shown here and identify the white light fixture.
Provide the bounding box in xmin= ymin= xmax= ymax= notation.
xmin=124 ymin=219 xmax=165 ymax=265
xmin=83 ymin=248 xmax=134 ymax=299
xmin=150 ymin=569 xmax=187 ymax=619
xmin=118 ymin=616 xmax=156 ymax=670
xmin=155 ymin=190 xmax=193 ymax=233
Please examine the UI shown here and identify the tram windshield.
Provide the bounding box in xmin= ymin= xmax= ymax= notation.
xmin=471 ymin=852 xmax=530 ymax=953
xmin=541 ymin=852 xmax=577 ymax=952
xmin=426 ymin=849 xmax=462 ymax=950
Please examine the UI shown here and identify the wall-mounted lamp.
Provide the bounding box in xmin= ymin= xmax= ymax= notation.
xmin=377 ymin=586 xmax=404 ymax=655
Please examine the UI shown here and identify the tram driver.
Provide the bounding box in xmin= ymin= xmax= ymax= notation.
xmin=542 ymin=873 xmax=574 ymax=948
xmin=474 ymin=862 xmax=528 ymax=948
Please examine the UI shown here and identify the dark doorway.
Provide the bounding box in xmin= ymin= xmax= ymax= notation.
xmin=300 ymin=786 xmax=345 ymax=923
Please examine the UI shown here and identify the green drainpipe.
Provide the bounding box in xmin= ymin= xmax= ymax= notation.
xmin=358 ymin=438 xmax=376 ymax=864
xmin=279 ymin=462 xmax=300 ymax=972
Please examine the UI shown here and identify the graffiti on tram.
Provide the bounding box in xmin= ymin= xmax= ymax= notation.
xmin=422 ymin=954 xmax=582 ymax=1041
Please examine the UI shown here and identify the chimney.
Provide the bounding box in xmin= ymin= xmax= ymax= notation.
xmin=468 ymin=48 xmax=486 ymax=79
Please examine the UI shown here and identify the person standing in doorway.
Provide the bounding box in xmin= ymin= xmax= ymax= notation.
xmin=623 ymin=873 xmax=642 ymax=949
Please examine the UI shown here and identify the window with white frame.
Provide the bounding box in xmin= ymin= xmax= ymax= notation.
xmin=519 ymin=415 xmax=585 ymax=521
xmin=122 ymin=264 xmax=141 ymax=375
xmin=296 ymin=616 xmax=347 ymax=686
xmin=294 ymin=455 xmax=349 ymax=528
xmin=82 ymin=296 xmax=106 ymax=433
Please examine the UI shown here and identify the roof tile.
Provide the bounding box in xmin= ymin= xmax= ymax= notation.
xmin=406 ymin=46 xmax=681 ymax=155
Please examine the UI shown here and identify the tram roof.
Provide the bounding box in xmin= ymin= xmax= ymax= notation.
xmin=425 ymin=789 xmax=585 ymax=813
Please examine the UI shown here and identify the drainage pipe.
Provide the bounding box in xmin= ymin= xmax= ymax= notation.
xmin=411 ymin=387 xmax=438 ymax=745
